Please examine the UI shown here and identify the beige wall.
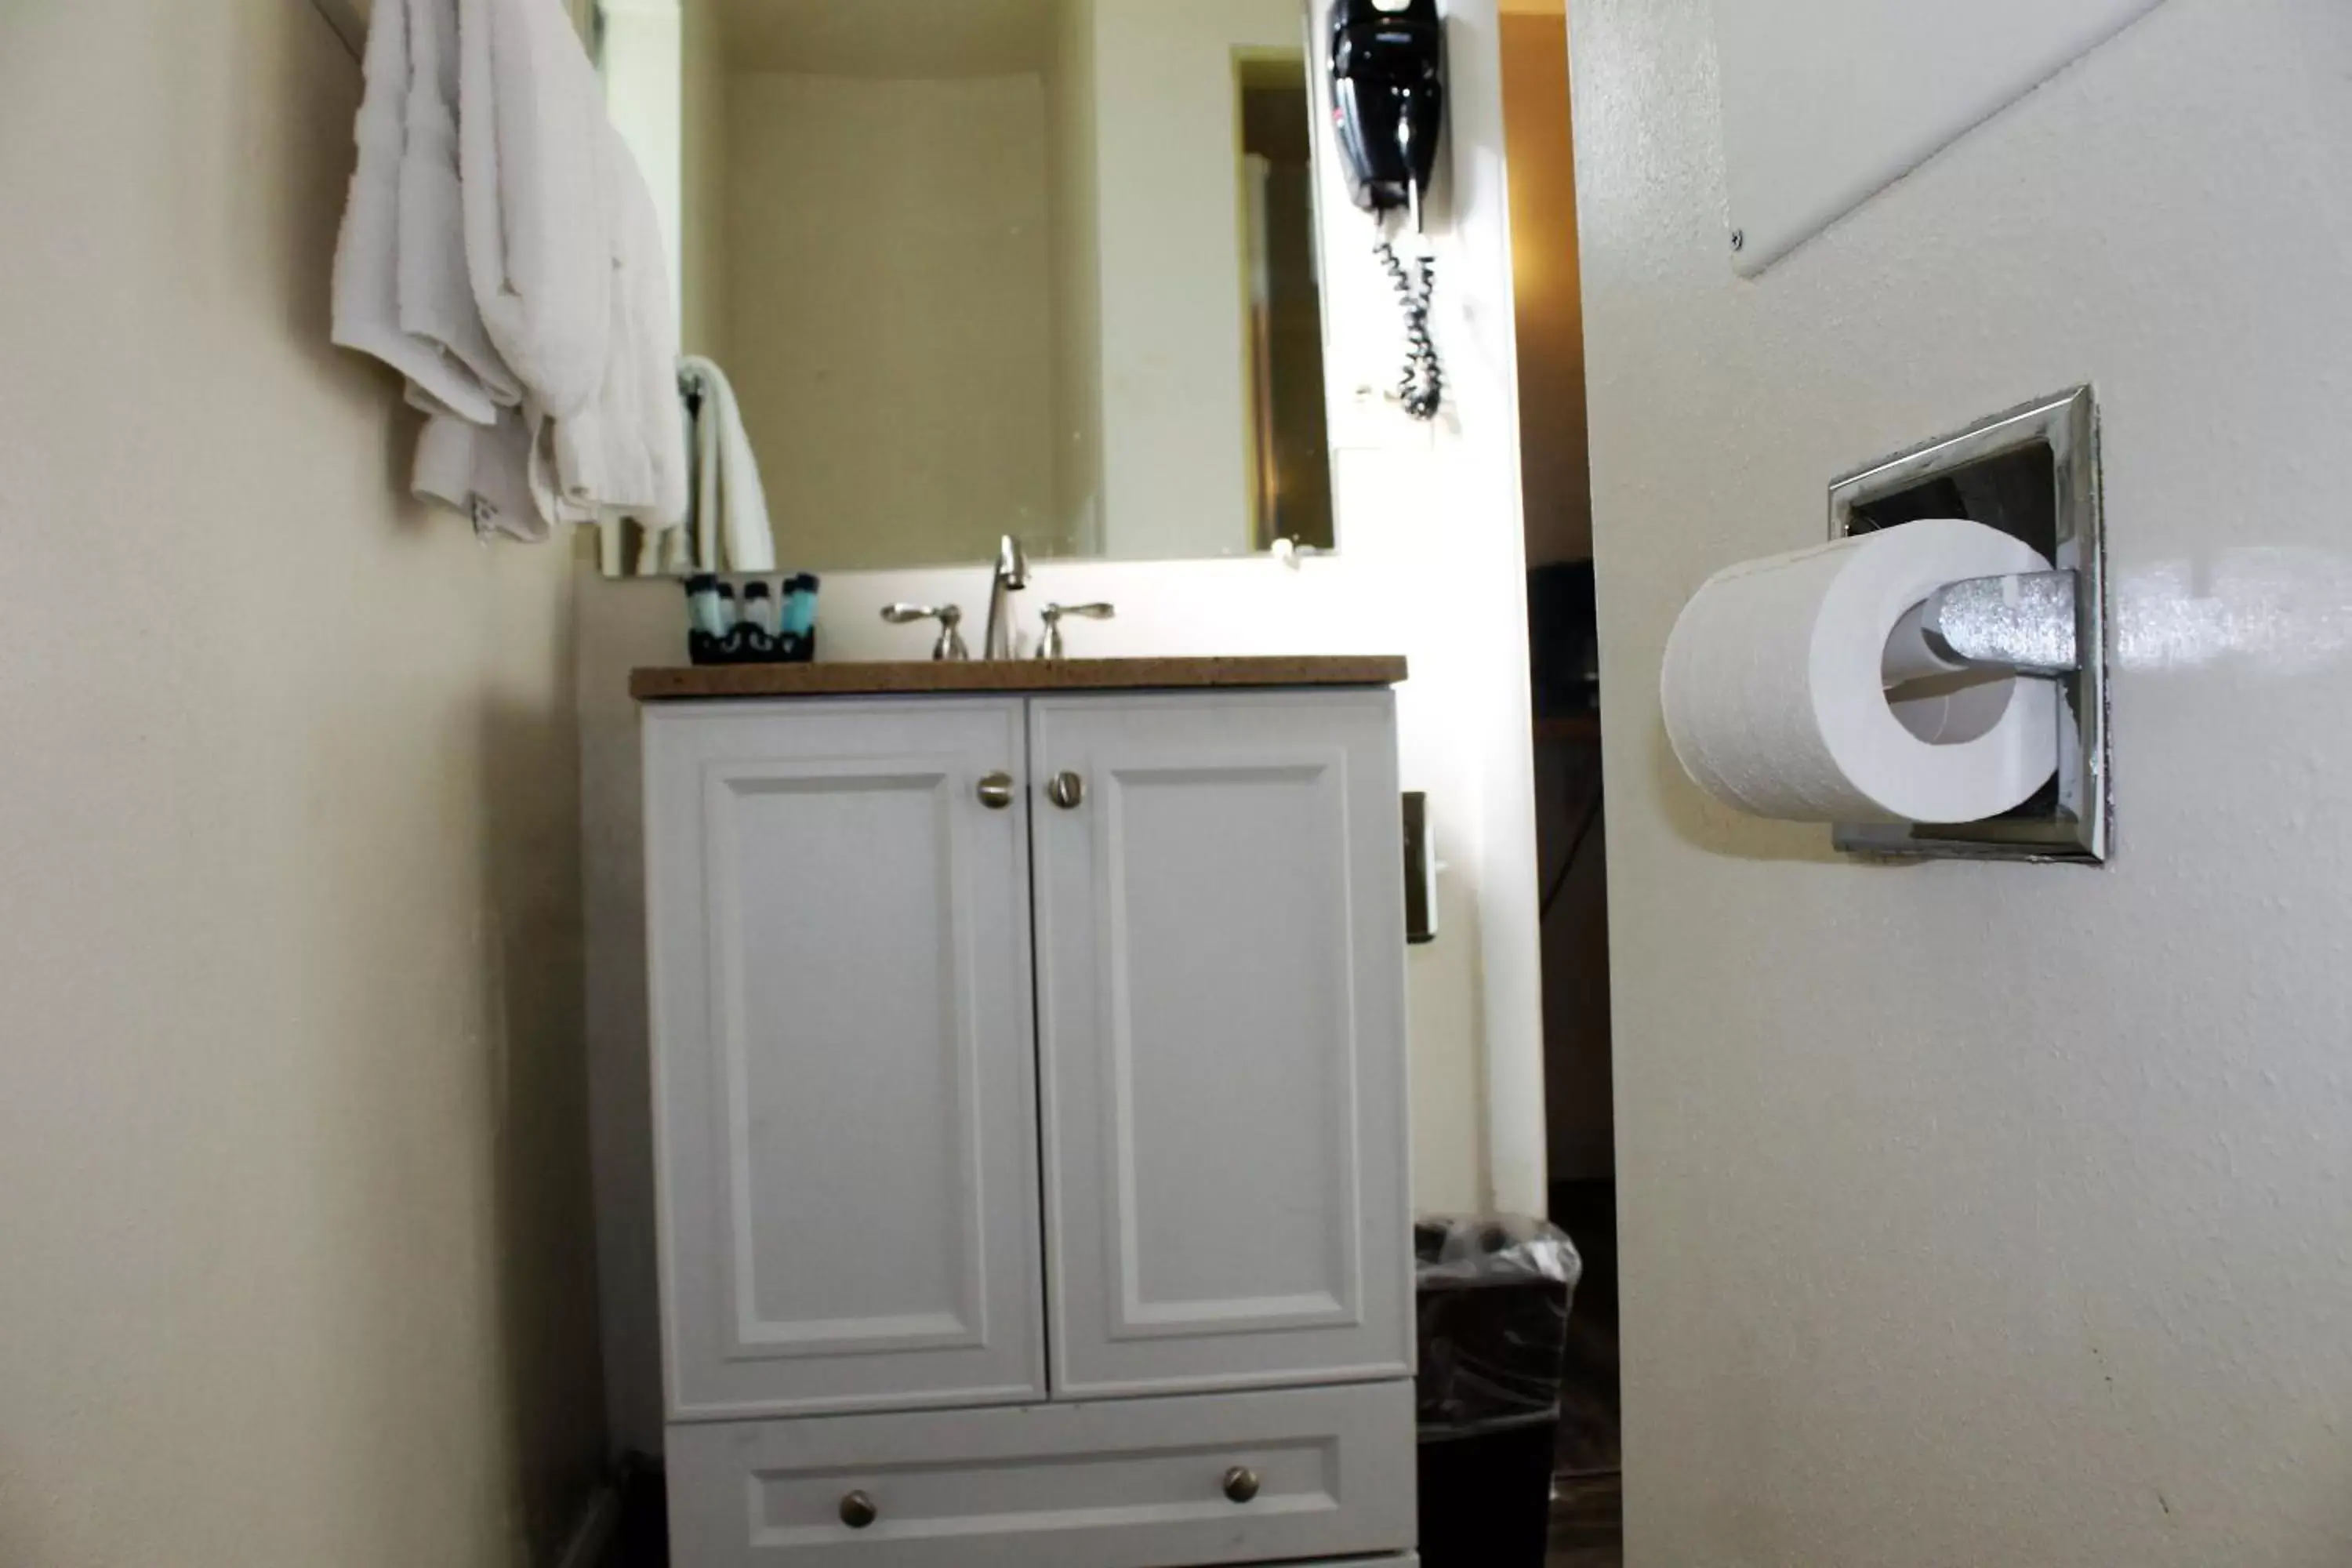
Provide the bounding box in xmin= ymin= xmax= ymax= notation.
xmin=0 ymin=5 xmax=604 ymax=1565
xmin=724 ymin=71 xmax=1058 ymax=569
xmin=1578 ymin=0 xmax=2352 ymax=1562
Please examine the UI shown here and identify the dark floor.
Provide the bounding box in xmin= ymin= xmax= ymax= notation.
xmin=1550 ymin=1470 xmax=1624 ymax=1567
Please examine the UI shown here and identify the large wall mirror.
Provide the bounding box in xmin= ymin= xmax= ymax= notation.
xmin=597 ymin=0 xmax=1337 ymax=577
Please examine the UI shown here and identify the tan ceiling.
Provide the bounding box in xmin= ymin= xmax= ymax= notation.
xmin=712 ymin=0 xmax=1057 ymax=77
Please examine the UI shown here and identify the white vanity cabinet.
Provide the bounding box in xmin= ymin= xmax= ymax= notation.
xmin=639 ymin=666 xmax=1416 ymax=1568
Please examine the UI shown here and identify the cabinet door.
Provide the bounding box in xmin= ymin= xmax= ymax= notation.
xmin=1030 ymin=691 xmax=1412 ymax=1396
xmin=644 ymin=699 xmax=1044 ymax=1420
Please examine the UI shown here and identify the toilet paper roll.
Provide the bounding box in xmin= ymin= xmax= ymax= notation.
xmin=1662 ymin=518 xmax=2058 ymax=825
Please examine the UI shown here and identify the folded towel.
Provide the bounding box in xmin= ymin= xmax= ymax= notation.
xmin=332 ymin=0 xmax=506 ymax=423
xmin=536 ymin=122 xmax=689 ymax=528
xmin=412 ymin=394 xmax=541 ymax=542
xmin=399 ymin=0 xmax=521 ymax=408
xmin=602 ymin=397 xmax=699 ymax=576
xmin=457 ymin=0 xmax=612 ymax=425
xmin=680 ymin=355 xmax=778 ymax=574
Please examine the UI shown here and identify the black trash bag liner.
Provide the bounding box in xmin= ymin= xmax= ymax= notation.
xmin=1414 ymin=1214 xmax=1581 ymax=1439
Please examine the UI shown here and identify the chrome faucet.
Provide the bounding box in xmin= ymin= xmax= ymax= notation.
xmin=1037 ymin=602 xmax=1117 ymax=660
xmin=880 ymin=602 xmax=969 ymax=661
xmin=984 ymin=535 xmax=1029 ymax=660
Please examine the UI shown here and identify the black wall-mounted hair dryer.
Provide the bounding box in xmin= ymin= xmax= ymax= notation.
xmin=1328 ymin=0 xmax=1447 ymax=421
xmin=1329 ymin=0 xmax=1446 ymax=225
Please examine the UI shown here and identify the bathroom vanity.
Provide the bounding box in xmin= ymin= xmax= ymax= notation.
xmin=634 ymin=659 xmax=1418 ymax=1568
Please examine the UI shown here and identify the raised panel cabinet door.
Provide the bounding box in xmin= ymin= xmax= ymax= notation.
xmin=644 ymin=699 xmax=1045 ymax=1419
xmin=1030 ymin=690 xmax=1413 ymax=1396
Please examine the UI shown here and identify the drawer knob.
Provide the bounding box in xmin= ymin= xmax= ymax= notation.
xmin=976 ymin=772 xmax=1016 ymax=811
xmin=1047 ymin=771 xmax=1086 ymax=811
xmin=1221 ymin=1466 xmax=1261 ymax=1504
xmin=839 ymin=1490 xmax=878 ymax=1530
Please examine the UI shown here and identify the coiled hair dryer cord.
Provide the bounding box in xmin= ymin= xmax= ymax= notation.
xmin=1376 ymin=234 xmax=1443 ymax=422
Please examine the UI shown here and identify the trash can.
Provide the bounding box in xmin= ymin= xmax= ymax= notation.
xmin=1414 ymin=1215 xmax=1582 ymax=1568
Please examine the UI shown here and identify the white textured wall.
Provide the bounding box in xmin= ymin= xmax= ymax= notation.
xmin=0 ymin=3 xmax=605 ymax=1563
xmin=1575 ymin=0 xmax=2352 ymax=1563
xmin=579 ymin=0 xmax=1543 ymax=1456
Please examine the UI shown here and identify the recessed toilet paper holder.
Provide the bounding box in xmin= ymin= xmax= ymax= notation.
xmin=1830 ymin=386 xmax=2109 ymax=865
xmin=1886 ymin=568 xmax=2081 ymax=683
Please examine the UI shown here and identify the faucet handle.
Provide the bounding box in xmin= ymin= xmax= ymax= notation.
xmin=882 ymin=603 xmax=971 ymax=662
xmin=1037 ymin=602 xmax=1117 ymax=661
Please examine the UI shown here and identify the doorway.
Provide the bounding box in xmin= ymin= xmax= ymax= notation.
xmin=1500 ymin=5 xmax=1620 ymax=1564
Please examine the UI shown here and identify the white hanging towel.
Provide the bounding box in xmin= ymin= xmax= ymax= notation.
xmin=456 ymin=0 xmax=612 ymax=426
xmin=411 ymin=395 xmax=542 ymax=542
xmin=399 ymin=0 xmax=521 ymax=408
xmin=605 ymin=397 xmax=701 ymax=577
xmin=535 ymin=121 xmax=689 ymax=529
xmin=331 ymin=0 xmax=510 ymax=423
xmin=680 ymin=356 xmax=779 ymax=574
xmin=336 ymin=0 xmax=687 ymax=546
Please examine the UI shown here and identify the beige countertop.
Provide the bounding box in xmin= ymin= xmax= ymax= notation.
xmin=630 ymin=656 xmax=1409 ymax=702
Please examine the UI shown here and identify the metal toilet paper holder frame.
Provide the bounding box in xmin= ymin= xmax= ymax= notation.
xmin=1828 ymin=386 xmax=2111 ymax=865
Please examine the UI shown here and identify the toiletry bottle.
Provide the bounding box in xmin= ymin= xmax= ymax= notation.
xmin=741 ymin=580 xmax=775 ymax=639
xmin=716 ymin=582 xmax=739 ymax=634
xmin=787 ymin=574 xmax=821 ymax=637
xmin=686 ymin=574 xmax=724 ymax=637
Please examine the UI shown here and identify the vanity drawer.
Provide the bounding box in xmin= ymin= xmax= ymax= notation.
xmin=667 ymin=1380 xmax=1415 ymax=1568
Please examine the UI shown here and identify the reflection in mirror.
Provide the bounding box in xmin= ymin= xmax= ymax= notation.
xmin=1240 ymin=56 xmax=1335 ymax=556
xmin=597 ymin=0 xmax=1337 ymax=577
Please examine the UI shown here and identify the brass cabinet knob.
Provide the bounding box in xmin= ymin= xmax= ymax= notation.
xmin=977 ymin=772 xmax=1016 ymax=811
xmin=1047 ymin=771 xmax=1086 ymax=811
xmin=838 ymin=1490 xmax=878 ymax=1530
xmin=1221 ymin=1466 xmax=1261 ymax=1504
